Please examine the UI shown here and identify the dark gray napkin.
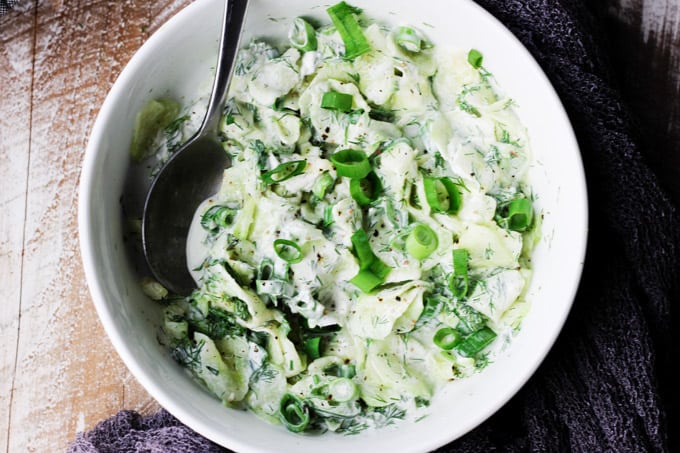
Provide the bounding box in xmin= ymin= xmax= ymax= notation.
xmin=69 ymin=0 xmax=675 ymax=451
xmin=0 ymin=0 xmax=19 ymax=16
xmin=68 ymin=410 xmax=225 ymax=453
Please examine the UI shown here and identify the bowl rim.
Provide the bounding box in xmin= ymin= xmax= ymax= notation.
xmin=79 ymin=0 xmax=588 ymax=451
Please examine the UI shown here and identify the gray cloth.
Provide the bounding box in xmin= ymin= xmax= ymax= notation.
xmin=0 ymin=0 xmax=19 ymax=16
xmin=69 ymin=0 xmax=675 ymax=451
xmin=69 ymin=410 xmax=225 ymax=453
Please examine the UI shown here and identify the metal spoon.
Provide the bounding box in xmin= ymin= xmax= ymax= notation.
xmin=142 ymin=0 xmax=249 ymax=295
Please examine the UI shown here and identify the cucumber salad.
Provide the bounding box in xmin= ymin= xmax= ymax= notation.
xmin=139 ymin=2 xmax=538 ymax=435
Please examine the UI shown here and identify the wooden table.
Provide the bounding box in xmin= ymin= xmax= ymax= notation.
xmin=1 ymin=0 xmax=677 ymax=451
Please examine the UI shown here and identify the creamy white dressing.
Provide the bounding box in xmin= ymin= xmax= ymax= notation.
xmin=151 ymin=8 xmax=537 ymax=436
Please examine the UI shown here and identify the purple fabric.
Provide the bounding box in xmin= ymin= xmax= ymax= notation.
xmin=69 ymin=410 xmax=226 ymax=453
xmin=69 ymin=0 xmax=675 ymax=451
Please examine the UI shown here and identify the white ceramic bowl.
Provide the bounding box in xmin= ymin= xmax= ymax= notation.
xmin=79 ymin=0 xmax=588 ymax=451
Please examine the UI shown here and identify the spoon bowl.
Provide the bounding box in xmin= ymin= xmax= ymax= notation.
xmin=141 ymin=0 xmax=248 ymax=295
xmin=142 ymin=137 xmax=229 ymax=295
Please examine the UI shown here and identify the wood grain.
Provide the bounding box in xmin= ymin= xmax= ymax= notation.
xmin=0 ymin=4 xmax=35 ymax=452
xmin=0 ymin=1 xmax=190 ymax=450
xmin=0 ymin=0 xmax=678 ymax=451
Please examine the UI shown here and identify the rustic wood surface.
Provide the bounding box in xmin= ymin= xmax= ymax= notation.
xmin=0 ymin=0 xmax=677 ymax=451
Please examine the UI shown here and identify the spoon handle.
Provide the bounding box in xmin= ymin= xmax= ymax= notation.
xmin=200 ymin=0 xmax=250 ymax=135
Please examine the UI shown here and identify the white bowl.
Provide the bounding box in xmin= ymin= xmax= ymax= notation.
xmin=79 ymin=0 xmax=588 ymax=451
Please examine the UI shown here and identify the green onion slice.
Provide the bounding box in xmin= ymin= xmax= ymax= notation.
xmin=323 ymin=205 xmax=334 ymax=227
xmin=321 ymin=91 xmax=354 ymax=112
xmin=405 ymin=224 xmax=438 ymax=260
xmin=368 ymin=258 xmax=391 ymax=280
xmin=450 ymin=248 xmax=470 ymax=298
xmin=200 ymin=205 xmax=237 ymax=232
xmin=424 ymin=177 xmax=462 ymax=214
xmin=415 ymin=295 xmax=444 ymax=329
xmin=368 ymin=107 xmax=395 ymax=123
xmin=257 ymin=259 xmax=275 ymax=280
xmin=349 ymin=171 xmax=382 ymax=206
xmin=312 ymin=171 xmax=335 ymax=199
xmin=273 ymin=239 xmax=304 ymax=264
xmin=349 ymin=229 xmax=391 ymax=292
xmin=327 ymin=1 xmax=371 ymax=60
xmin=394 ymin=26 xmax=422 ymax=53
xmin=330 ymin=149 xmax=371 ymax=179
xmin=456 ymin=327 xmax=496 ymax=357
xmin=506 ymin=197 xmax=533 ymax=231
xmin=279 ymin=393 xmax=311 ymax=433
xmin=289 ymin=17 xmax=317 ymax=51
xmin=433 ymin=327 xmax=462 ymax=350
xmin=304 ymin=337 xmax=321 ymax=360
xmin=349 ymin=268 xmax=384 ymax=293
xmin=350 ymin=229 xmax=375 ymax=270
xmin=467 ymin=49 xmax=483 ymax=69
xmin=339 ymin=363 xmax=356 ymax=378
xmin=262 ymin=160 xmax=307 ymax=184
xmin=329 ymin=378 xmax=358 ymax=402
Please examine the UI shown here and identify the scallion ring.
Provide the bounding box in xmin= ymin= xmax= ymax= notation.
xmin=321 ymin=91 xmax=354 ymax=112
xmin=424 ymin=177 xmax=462 ymax=214
xmin=506 ymin=197 xmax=533 ymax=231
xmin=467 ymin=49 xmax=483 ymax=69
xmin=394 ymin=26 xmax=422 ymax=53
xmin=262 ymin=160 xmax=307 ymax=184
xmin=304 ymin=337 xmax=321 ymax=360
xmin=257 ymin=259 xmax=275 ymax=280
xmin=326 ymin=1 xmax=371 ymax=60
xmin=323 ymin=205 xmax=334 ymax=227
xmin=312 ymin=171 xmax=335 ymax=199
xmin=349 ymin=268 xmax=384 ymax=293
xmin=433 ymin=327 xmax=462 ymax=350
xmin=368 ymin=258 xmax=391 ymax=280
xmin=273 ymin=239 xmax=304 ymax=264
xmin=330 ymin=149 xmax=371 ymax=179
xmin=450 ymin=248 xmax=470 ymax=298
xmin=329 ymin=378 xmax=358 ymax=402
xmin=349 ymin=171 xmax=382 ymax=206
xmin=405 ymin=224 xmax=438 ymax=260
xmin=350 ymin=229 xmax=375 ymax=270
xmin=339 ymin=363 xmax=356 ymax=379
xmin=279 ymin=393 xmax=311 ymax=433
xmin=200 ymin=205 xmax=237 ymax=232
xmin=456 ymin=327 xmax=497 ymax=357
xmin=288 ymin=17 xmax=317 ymax=51
xmin=349 ymin=228 xmax=392 ymax=292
